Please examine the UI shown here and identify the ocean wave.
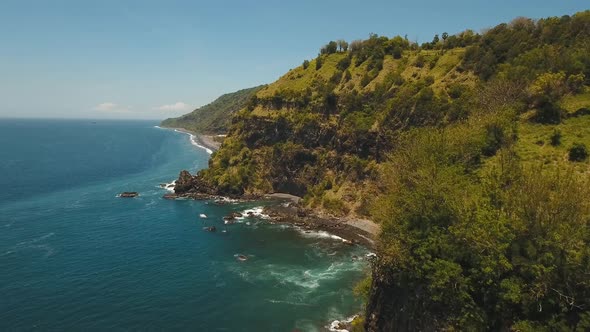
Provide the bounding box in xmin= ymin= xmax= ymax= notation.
xmin=173 ymin=129 xmax=213 ymax=154
xmin=3 ymin=232 xmax=56 ymax=258
xmin=214 ymin=196 xmax=240 ymax=204
xmin=266 ymin=299 xmax=312 ymax=306
xmin=236 ymin=207 xmax=270 ymax=221
xmin=158 ymin=180 xmax=176 ymax=192
xmin=327 ymin=314 xmax=359 ymax=332
xmin=256 ymin=261 xmax=364 ymax=289
xmin=295 ymin=228 xmax=345 ymax=242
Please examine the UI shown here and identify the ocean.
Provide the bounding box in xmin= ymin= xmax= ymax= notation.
xmin=0 ymin=119 xmax=368 ymax=331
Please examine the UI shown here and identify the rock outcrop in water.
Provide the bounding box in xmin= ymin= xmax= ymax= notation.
xmin=171 ymin=170 xmax=221 ymax=199
xmin=119 ymin=192 xmax=139 ymax=198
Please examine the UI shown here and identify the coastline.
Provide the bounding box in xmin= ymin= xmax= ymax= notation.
xmin=157 ymin=125 xmax=221 ymax=153
xmin=261 ymin=200 xmax=379 ymax=250
xmin=165 ymin=189 xmax=380 ymax=249
xmin=158 ymin=127 xmax=378 ymax=329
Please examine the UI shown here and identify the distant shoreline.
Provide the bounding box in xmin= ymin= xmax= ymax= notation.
xmin=157 ymin=126 xmax=221 ymax=153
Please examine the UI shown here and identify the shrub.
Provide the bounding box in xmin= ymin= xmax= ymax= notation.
xmin=549 ymin=129 xmax=561 ymax=146
xmin=568 ymin=143 xmax=588 ymax=162
xmin=360 ymin=73 xmax=372 ymax=87
xmin=302 ymin=60 xmax=310 ymax=69
xmin=343 ymin=70 xmax=352 ymax=82
xmin=316 ymin=56 xmax=323 ymax=70
xmin=447 ymin=83 xmax=465 ymax=99
xmin=330 ymin=70 xmax=343 ymax=84
xmin=337 ymin=56 xmax=351 ymax=70
xmin=567 ymin=73 xmax=585 ymax=93
xmin=414 ymin=54 xmax=425 ymax=68
xmin=322 ymin=196 xmax=349 ymax=214
xmin=392 ymin=46 xmax=402 ymax=59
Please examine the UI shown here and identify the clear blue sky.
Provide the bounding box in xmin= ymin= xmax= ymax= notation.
xmin=0 ymin=0 xmax=587 ymax=120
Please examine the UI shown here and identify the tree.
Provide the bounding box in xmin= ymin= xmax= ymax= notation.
xmin=337 ymin=39 xmax=349 ymax=52
xmin=349 ymin=39 xmax=363 ymax=52
xmin=326 ymin=41 xmax=338 ymax=54
xmin=529 ymin=71 xmax=567 ymax=122
xmin=302 ymin=59 xmax=310 ymax=69
xmin=392 ymin=46 xmax=402 ymax=59
xmin=432 ymin=34 xmax=440 ymax=45
xmin=442 ymin=32 xmax=449 ymax=49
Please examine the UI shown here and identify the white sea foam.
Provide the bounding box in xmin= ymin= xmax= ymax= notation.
xmin=258 ymin=261 xmax=362 ymax=289
xmin=173 ymin=129 xmax=213 ymax=154
xmin=236 ymin=206 xmax=270 ymax=221
xmin=266 ymin=299 xmax=312 ymax=306
xmin=163 ymin=180 xmax=176 ymax=191
xmin=214 ymin=196 xmax=240 ymax=204
xmin=327 ymin=314 xmax=358 ymax=332
xmin=199 ymin=213 xmax=207 ymax=218
xmin=295 ymin=228 xmax=345 ymax=242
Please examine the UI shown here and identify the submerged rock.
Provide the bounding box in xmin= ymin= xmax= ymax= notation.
xmin=163 ymin=193 xmax=178 ymax=200
xmin=203 ymin=226 xmax=216 ymax=232
xmin=119 ymin=192 xmax=139 ymax=198
xmin=224 ymin=212 xmax=243 ymax=220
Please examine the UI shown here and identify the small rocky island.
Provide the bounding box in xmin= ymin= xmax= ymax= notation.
xmin=119 ymin=192 xmax=139 ymax=198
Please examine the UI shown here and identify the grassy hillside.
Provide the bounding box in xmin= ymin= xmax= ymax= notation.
xmin=160 ymin=85 xmax=263 ymax=134
xmin=181 ymin=11 xmax=590 ymax=331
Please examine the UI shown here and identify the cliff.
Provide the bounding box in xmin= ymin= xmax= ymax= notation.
xmin=172 ymin=10 xmax=590 ymax=331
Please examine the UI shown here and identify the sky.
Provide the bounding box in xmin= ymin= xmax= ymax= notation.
xmin=0 ymin=1 xmax=587 ymax=120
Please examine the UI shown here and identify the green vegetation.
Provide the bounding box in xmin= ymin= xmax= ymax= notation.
xmin=569 ymin=143 xmax=588 ymax=161
xmin=172 ymin=10 xmax=590 ymax=330
xmin=160 ymin=85 xmax=264 ymax=134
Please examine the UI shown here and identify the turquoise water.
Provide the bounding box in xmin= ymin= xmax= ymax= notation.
xmin=0 ymin=119 xmax=368 ymax=331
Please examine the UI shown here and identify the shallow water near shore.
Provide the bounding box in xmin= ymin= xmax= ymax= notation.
xmin=0 ymin=119 xmax=368 ymax=331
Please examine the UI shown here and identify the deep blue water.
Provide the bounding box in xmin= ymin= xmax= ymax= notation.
xmin=0 ymin=119 xmax=368 ymax=331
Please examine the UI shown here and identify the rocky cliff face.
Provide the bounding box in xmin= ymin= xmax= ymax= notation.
xmin=172 ymin=170 xmax=219 ymax=197
xmin=172 ymin=40 xmax=471 ymax=215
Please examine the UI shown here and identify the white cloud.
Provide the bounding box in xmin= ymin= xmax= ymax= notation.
xmin=155 ymin=102 xmax=190 ymax=112
xmin=93 ymin=102 xmax=131 ymax=113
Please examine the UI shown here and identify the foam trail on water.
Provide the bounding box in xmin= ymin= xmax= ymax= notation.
xmin=174 ymin=129 xmax=213 ymax=154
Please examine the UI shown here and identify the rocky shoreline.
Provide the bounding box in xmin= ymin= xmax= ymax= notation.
xmin=262 ymin=201 xmax=378 ymax=249
xmin=164 ymin=167 xmax=378 ymax=331
xmin=164 ymin=187 xmax=379 ymax=249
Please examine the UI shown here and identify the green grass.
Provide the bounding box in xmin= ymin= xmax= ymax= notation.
xmin=259 ymin=49 xmax=472 ymax=102
xmin=560 ymin=87 xmax=590 ymax=114
xmin=257 ymin=53 xmax=348 ymax=98
xmin=515 ymin=115 xmax=590 ymax=173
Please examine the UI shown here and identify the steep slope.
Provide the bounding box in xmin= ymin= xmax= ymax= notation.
xmin=160 ymin=85 xmax=264 ymax=134
xmin=189 ymin=39 xmax=479 ymax=209
xmin=175 ymin=11 xmax=590 ymax=331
